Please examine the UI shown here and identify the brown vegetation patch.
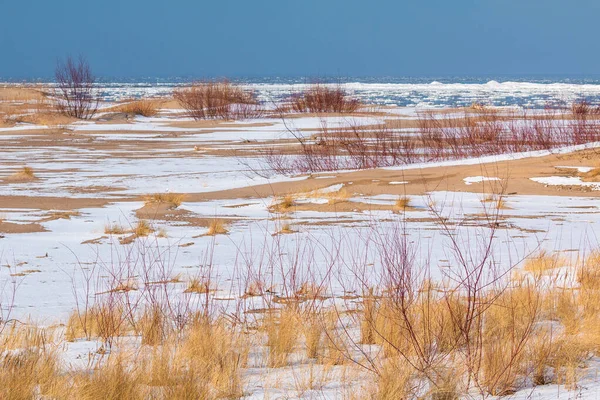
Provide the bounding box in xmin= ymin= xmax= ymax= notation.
xmin=174 ymin=80 xmax=262 ymax=120
xmin=143 ymin=192 xmax=184 ymax=209
xmin=0 ymin=221 xmax=47 ymax=234
xmin=2 ymin=166 xmax=38 ymax=183
xmin=289 ymin=84 xmax=361 ymax=113
xmin=112 ymin=99 xmax=163 ymax=117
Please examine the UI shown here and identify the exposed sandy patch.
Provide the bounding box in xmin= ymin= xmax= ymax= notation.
xmin=134 ymin=203 xmax=238 ymax=229
xmin=184 ymin=148 xmax=600 ymax=203
xmin=0 ymin=221 xmax=46 ymax=234
xmin=167 ymin=119 xmax=275 ymax=129
xmin=0 ymin=196 xmax=112 ymax=210
xmin=135 ymin=203 xmax=191 ymax=220
xmin=37 ymin=211 xmax=81 ymax=223
xmin=66 ymin=185 xmax=128 ymax=194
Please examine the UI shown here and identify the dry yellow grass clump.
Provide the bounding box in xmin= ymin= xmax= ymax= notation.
xmin=269 ymin=195 xmax=295 ymax=213
xmin=4 ymin=166 xmax=37 ymax=182
xmin=273 ymin=223 xmax=296 ymax=236
xmin=137 ymin=306 xmax=166 ymax=346
xmin=114 ymin=99 xmax=163 ymax=117
xmin=206 ymin=219 xmax=228 ymax=236
xmin=483 ymin=194 xmax=509 ymax=210
xmin=144 ymin=192 xmax=184 ymax=209
xmin=110 ymin=279 xmax=139 ymax=293
xmin=65 ymin=303 xmax=128 ymax=343
xmin=580 ymin=167 xmax=600 ymax=182
xmin=105 ymin=223 xmax=127 ymax=235
xmin=134 ymin=220 xmax=154 ymax=237
xmin=578 ymin=250 xmax=600 ymax=289
xmin=523 ymin=250 xmax=561 ymax=275
xmin=156 ymin=228 xmax=168 ymax=238
xmin=243 ymin=280 xmax=266 ymax=297
xmin=393 ymin=196 xmax=411 ymax=212
xmin=66 ymin=318 xmax=247 ymax=398
xmin=264 ymin=307 xmax=300 ymax=368
xmin=326 ymin=187 xmax=350 ymax=205
xmin=184 ymin=277 xmax=211 ymax=294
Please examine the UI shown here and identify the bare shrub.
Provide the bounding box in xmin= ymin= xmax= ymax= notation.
xmin=291 ymin=84 xmax=360 ymax=113
xmin=54 ymin=55 xmax=98 ymax=119
xmin=572 ymin=99 xmax=592 ymax=117
xmin=173 ymin=80 xmax=262 ymax=120
xmin=262 ymin=119 xmax=414 ymax=174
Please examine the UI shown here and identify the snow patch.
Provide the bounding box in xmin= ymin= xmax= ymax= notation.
xmin=463 ymin=176 xmax=501 ymax=185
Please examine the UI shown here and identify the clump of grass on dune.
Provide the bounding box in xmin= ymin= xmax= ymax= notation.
xmin=177 ymin=318 xmax=248 ymax=398
xmin=137 ymin=306 xmax=166 ymax=346
xmin=20 ymin=166 xmax=35 ymax=178
xmin=470 ymin=101 xmax=487 ymax=111
xmin=580 ymin=167 xmax=600 ymax=182
xmin=243 ymin=279 xmax=271 ymax=297
xmin=184 ymin=277 xmax=211 ymax=294
xmin=0 ymin=348 xmax=61 ymax=400
xmin=206 ymin=218 xmax=228 ymax=236
xmin=105 ymin=223 xmax=127 ymax=235
xmin=578 ymin=250 xmax=600 ymax=289
xmin=483 ymin=194 xmax=508 ymax=210
xmin=134 ymin=220 xmax=154 ymax=237
xmin=144 ymin=192 xmax=184 ymax=209
xmin=326 ymin=188 xmax=350 ymax=205
xmin=393 ymin=196 xmax=411 ymax=212
xmin=374 ymin=357 xmax=416 ymax=400
xmin=156 ymin=228 xmax=168 ymax=238
xmin=273 ymin=223 xmax=296 ymax=236
xmin=114 ymin=99 xmax=163 ymax=117
xmin=264 ymin=307 xmax=300 ymax=368
xmin=5 ymin=166 xmax=37 ymax=182
xmin=523 ymin=250 xmax=561 ymax=276
xmin=269 ymin=194 xmax=295 ymax=213
xmin=110 ymin=279 xmax=139 ymax=293
xmin=64 ymin=303 xmax=128 ymax=343
xmin=71 ymin=355 xmax=142 ymax=400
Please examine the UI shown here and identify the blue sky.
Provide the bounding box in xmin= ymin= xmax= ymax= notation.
xmin=1 ymin=0 xmax=599 ymax=79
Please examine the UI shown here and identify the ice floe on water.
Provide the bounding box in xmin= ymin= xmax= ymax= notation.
xmin=70 ymin=79 xmax=600 ymax=108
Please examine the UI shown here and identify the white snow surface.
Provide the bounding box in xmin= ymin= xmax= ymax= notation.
xmin=463 ymin=176 xmax=501 ymax=185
